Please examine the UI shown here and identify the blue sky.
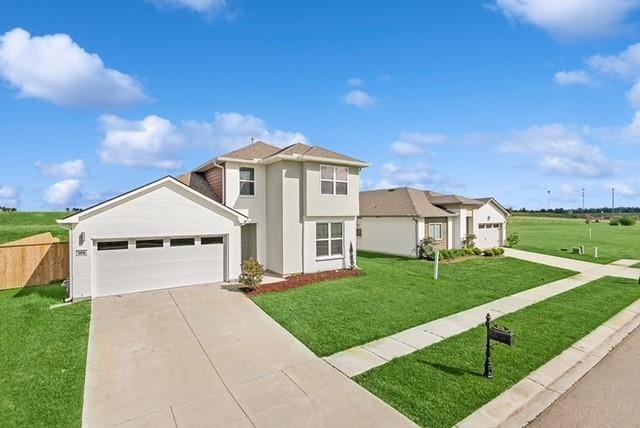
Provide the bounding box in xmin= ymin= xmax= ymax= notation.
xmin=1 ymin=0 xmax=640 ymax=210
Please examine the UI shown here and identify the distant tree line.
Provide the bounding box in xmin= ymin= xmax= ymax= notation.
xmin=510 ymin=207 xmax=640 ymax=219
xmin=0 ymin=206 xmax=17 ymax=212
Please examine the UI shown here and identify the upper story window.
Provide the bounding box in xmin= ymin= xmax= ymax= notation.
xmin=320 ymin=166 xmax=348 ymax=195
xmin=239 ymin=167 xmax=255 ymax=196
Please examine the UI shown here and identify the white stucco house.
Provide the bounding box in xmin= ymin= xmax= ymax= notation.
xmin=58 ymin=141 xmax=368 ymax=299
xmin=357 ymin=187 xmax=510 ymax=258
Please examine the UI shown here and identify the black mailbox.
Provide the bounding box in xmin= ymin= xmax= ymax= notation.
xmin=489 ymin=326 xmax=515 ymax=346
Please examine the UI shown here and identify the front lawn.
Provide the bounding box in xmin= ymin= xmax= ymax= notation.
xmin=252 ymin=252 xmax=574 ymax=356
xmin=509 ymin=216 xmax=640 ymax=264
xmin=356 ymin=276 xmax=640 ymax=427
xmin=0 ymin=284 xmax=90 ymax=426
xmin=0 ymin=212 xmax=68 ymax=244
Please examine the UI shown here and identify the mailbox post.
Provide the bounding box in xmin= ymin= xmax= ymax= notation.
xmin=484 ymin=313 xmax=515 ymax=379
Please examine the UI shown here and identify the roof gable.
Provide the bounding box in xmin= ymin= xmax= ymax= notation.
xmin=58 ymin=176 xmax=248 ymax=225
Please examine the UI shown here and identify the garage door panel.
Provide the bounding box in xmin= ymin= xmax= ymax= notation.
xmin=95 ymin=239 xmax=224 ymax=297
xmin=477 ymin=224 xmax=501 ymax=248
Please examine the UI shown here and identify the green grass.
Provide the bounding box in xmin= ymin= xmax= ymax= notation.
xmin=509 ymin=216 xmax=640 ymax=264
xmin=355 ymin=276 xmax=640 ymax=427
xmin=253 ymin=252 xmax=574 ymax=356
xmin=0 ymin=284 xmax=91 ymax=427
xmin=0 ymin=212 xmax=68 ymax=244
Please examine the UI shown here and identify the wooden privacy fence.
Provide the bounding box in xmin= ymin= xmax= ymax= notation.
xmin=0 ymin=233 xmax=69 ymax=290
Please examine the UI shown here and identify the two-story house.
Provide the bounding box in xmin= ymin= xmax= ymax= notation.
xmin=58 ymin=141 xmax=368 ymax=300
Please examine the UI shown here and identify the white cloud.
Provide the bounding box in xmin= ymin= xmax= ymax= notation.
xmin=0 ymin=185 xmax=19 ymax=207
xmin=391 ymin=131 xmax=447 ymax=156
xmin=627 ymin=82 xmax=640 ymax=108
xmin=587 ymin=43 xmax=640 ymax=80
xmin=183 ymin=112 xmax=309 ymax=151
xmin=492 ymin=0 xmax=640 ymax=38
xmin=553 ymin=70 xmax=593 ymax=86
xmin=35 ymin=159 xmax=88 ymax=178
xmin=346 ymin=77 xmax=364 ymax=86
xmin=0 ymin=28 xmax=147 ymax=108
xmin=99 ymin=114 xmax=184 ymax=169
xmin=499 ymin=124 xmax=613 ymax=177
xmin=374 ymin=162 xmax=452 ymax=189
xmin=43 ymin=179 xmax=81 ymax=207
xmin=342 ymin=90 xmax=377 ymax=108
xmin=607 ymin=180 xmax=640 ymax=196
xmin=148 ymin=0 xmax=228 ymax=14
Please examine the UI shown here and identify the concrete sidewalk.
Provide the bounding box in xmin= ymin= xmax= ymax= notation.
xmin=529 ymin=326 xmax=640 ymax=428
xmin=325 ymin=250 xmax=640 ymax=378
xmin=83 ymin=284 xmax=416 ymax=427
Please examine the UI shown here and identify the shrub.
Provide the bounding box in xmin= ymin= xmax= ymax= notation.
xmin=506 ymin=232 xmax=520 ymax=248
xmin=482 ymin=249 xmax=494 ymax=257
xmin=619 ymin=217 xmax=636 ymax=226
xmin=609 ymin=217 xmax=620 ymax=226
xmin=464 ymin=248 xmax=474 ymax=256
xmin=462 ymin=233 xmax=477 ymax=249
xmin=417 ymin=237 xmax=437 ymax=260
xmin=473 ymin=247 xmax=483 ymax=256
xmin=494 ymin=247 xmax=505 ymax=255
xmin=349 ymin=241 xmax=355 ymax=269
xmin=239 ymin=258 xmax=264 ymax=290
xmin=439 ymin=249 xmax=450 ymax=260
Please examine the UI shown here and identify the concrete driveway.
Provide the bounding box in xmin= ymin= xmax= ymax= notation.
xmin=83 ymin=283 xmax=416 ymax=427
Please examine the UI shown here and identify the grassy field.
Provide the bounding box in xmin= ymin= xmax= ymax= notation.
xmin=355 ymin=276 xmax=640 ymax=427
xmin=509 ymin=216 xmax=640 ymax=264
xmin=0 ymin=212 xmax=68 ymax=244
xmin=253 ymin=252 xmax=574 ymax=356
xmin=0 ymin=284 xmax=90 ymax=427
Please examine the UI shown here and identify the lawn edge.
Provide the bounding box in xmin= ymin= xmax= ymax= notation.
xmin=455 ymin=295 xmax=640 ymax=428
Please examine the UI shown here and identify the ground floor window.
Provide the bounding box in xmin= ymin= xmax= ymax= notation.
xmin=316 ymin=222 xmax=343 ymax=257
xmin=428 ymin=223 xmax=444 ymax=241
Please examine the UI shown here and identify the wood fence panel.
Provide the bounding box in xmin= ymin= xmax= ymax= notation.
xmin=0 ymin=241 xmax=69 ymax=290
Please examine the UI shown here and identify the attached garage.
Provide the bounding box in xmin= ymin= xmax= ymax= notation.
xmin=476 ymin=223 xmax=503 ymax=248
xmin=58 ymin=177 xmax=248 ymax=299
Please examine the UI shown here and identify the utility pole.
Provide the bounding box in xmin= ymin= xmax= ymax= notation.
xmin=582 ymin=188 xmax=585 ymax=211
xmin=547 ymin=190 xmax=551 ymax=210
xmin=612 ymin=187 xmax=615 ymax=215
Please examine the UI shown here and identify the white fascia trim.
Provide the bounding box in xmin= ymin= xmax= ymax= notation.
xmin=58 ymin=176 xmax=248 ymax=225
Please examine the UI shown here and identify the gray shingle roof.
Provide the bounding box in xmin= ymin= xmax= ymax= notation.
xmin=359 ymin=187 xmax=455 ymax=218
xmin=216 ymin=141 xmax=366 ymax=165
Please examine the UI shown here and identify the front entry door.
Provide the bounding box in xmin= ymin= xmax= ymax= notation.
xmin=241 ymin=223 xmax=257 ymax=262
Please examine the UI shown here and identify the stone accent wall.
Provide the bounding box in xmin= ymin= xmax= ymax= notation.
xmin=425 ymin=217 xmax=449 ymax=250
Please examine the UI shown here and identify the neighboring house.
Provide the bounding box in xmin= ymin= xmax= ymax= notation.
xmin=58 ymin=141 xmax=368 ymax=299
xmin=357 ymin=187 xmax=510 ymax=258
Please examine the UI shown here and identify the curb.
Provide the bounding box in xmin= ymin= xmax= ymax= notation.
xmin=455 ymin=298 xmax=640 ymax=428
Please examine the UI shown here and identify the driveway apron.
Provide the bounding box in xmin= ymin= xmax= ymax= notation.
xmin=82 ymin=283 xmax=416 ymax=427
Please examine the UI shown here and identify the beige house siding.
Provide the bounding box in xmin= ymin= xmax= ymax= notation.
xmin=425 ymin=217 xmax=449 ymax=250
xmin=266 ymin=162 xmax=283 ymax=274
xmin=281 ymin=161 xmax=303 ymax=275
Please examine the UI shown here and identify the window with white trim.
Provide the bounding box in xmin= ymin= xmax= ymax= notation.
xmin=428 ymin=223 xmax=444 ymax=241
xmin=316 ymin=222 xmax=343 ymax=257
xmin=320 ymin=166 xmax=348 ymax=195
xmin=239 ymin=167 xmax=255 ymax=196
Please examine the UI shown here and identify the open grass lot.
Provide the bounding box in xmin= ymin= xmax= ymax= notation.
xmin=355 ymin=276 xmax=640 ymax=428
xmin=509 ymin=216 xmax=640 ymax=264
xmin=0 ymin=284 xmax=90 ymax=427
xmin=0 ymin=212 xmax=67 ymax=244
xmin=252 ymin=252 xmax=574 ymax=356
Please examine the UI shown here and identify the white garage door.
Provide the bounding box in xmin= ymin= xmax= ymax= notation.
xmin=477 ymin=223 xmax=502 ymax=248
xmin=94 ymin=236 xmax=225 ymax=297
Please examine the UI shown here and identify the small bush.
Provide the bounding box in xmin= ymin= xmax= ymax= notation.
xmin=464 ymin=248 xmax=474 ymax=256
xmin=473 ymin=247 xmax=483 ymax=256
xmin=417 ymin=237 xmax=437 ymax=260
xmin=494 ymin=247 xmax=505 ymax=255
xmin=462 ymin=233 xmax=477 ymax=249
xmin=619 ymin=217 xmax=636 ymax=226
xmin=483 ymin=249 xmax=494 ymax=257
xmin=609 ymin=217 xmax=620 ymax=226
xmin=440 ymin=249 xmax=450 ymax=260
xmin=506 ymin=232 xmax=520 ymax=248
xmin=239 ymin=258 xmax=264 ymax=290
